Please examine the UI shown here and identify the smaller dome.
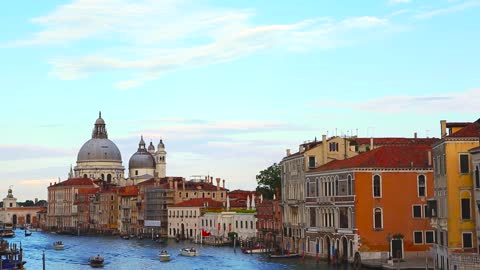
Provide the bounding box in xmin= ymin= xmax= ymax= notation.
xmin=129 ymin=152 xmax=155 ymax=169
xmin=148 ymin=142 xmax=155 ymax=151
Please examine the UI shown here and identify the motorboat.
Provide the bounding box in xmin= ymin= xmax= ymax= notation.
xmin=24 ymin=230 xmax=32 ymax=237
xmin=241 ymin=244 xmax=272 ymax=254
xmin=0 ymin=239 xmax=26 ymax=269
xmin=158 ymin=250 xmax=171 ymax=262
xmin=0 ymin=229 xmax=15 ymax=238
xmin=269 ymin=253 xmax=301 ymax=258
xmin=89 ymin=255 xmax=104 ymax=267
xmin=180 ymin=247 xmax=199 ymax=257
xmin=53 ymin=241 xmax=64 ymax=250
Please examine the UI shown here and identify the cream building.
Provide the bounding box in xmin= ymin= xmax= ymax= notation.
xmin=0 ymin=188 xmax=44 ymax=228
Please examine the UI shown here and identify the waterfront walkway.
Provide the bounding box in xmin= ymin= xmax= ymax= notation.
xmin=362 ymin=257 xmax=433 ymax=270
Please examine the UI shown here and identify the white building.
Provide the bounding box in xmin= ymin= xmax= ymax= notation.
xmin=200 ymin=211 xmax=257 ymax=240
xmin=168 ymin=198 xmax=223 ymax=239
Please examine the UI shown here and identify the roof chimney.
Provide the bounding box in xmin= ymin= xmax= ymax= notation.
xmin=414 ymin=132 xmax=417 ymax=139
xmin=222 ymin=179 xmax=225 ymax=189
xmin=428 ymin=151 xmax=432 ymax=166
xmin=370 ymin=137 xmax=374 ymax=150
xmin=286 ymin=149 xmax=291 ymax=156
xmin=440 ymin=120 xmax=447 ymax=138
xmin=216 ymin=178 xmax=220 ymax=190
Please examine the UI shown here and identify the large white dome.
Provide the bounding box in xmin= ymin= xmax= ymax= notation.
xmin=77 ymin=138 xmax=122 ymax=162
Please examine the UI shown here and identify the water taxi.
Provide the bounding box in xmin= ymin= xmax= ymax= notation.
xmin=53 ymin=241 xmax=64 ymax=250
xmin=158 ymin=250 xmax=171 ymax=262
xmin=180 ymin=247 xmax=199 ymax=257
xmin=89 ymin=255 xmax=104 ymax=267
xmin=0 ymin=229 xmax=15 ymax=238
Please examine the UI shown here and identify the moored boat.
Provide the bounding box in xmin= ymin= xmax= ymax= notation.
xmin=269 ymin=253 xmax=301 ymax=258
xmin=24 ymin=230 xmax=32 ymax=237
xmin=53 ymin=241 xmax=64 ymax=250
xmin=241 ymin=244 xmax=272 ymax=254
xmin=0 ymin=239 xmax=26 ymax=269
xmin=158 ymin=250 xmax=171 ymax=262
xmin=180 ymin=247 xmax=199 ymax=257
xmin=89 ymin=255 xmax=104 ymax=267
xmin=0 ymin=229 xmax=15 ymax=238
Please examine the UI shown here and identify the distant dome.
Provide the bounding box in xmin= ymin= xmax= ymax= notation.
xmin=129 ymin=152 xmax=155 ymax=169
xmin=77 ymin=138 xmax=122 ymax=162
xmin=129 ymin=136 xmax=155 ymax=169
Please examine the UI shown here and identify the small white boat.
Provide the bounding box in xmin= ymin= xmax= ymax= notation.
xmin=180 ymin=247 xmax=199 ymax=257
xmin=90 ymin=255 xmax=104 ymax=267
xmin=53 ymin=241 xmax=64 ymax=250
xmin=158 ymin=250 xmax=171 ymax=262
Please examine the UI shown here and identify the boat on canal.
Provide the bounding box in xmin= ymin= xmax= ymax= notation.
xmin=89 ymin=255 xmax=104 ymax=267
xmin=269 ymin=253 xmax=301 ymax=259
xmin=24 ymin=230 xmax=32 ymax=237
xmin=158 ymin=250 xmax=171 ymax=262
xmin=180 ymin=247 xmax=199 ymax=257
xmin=53 ymin=241 xmax=64 ymax=250
xmin=241 ymin=243 xmax=272 ymax=254
xmin=0 ymin=239 xmax=26 ymax=270
xmin=0 ymin=230 xmax=15 ymax=238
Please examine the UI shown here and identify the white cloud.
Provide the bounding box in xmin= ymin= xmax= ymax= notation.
xmin=311 ymin=88 xmax=480 ymax=113
xmin=415 ymin=0 xmax=480 ymax=19
xmin=6 ymin=0 xmax=393 ymax=88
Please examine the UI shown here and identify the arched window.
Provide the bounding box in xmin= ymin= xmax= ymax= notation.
xmin=135 ymin=170 xmax=138 ymax=176
xmin=418 ymin=175 xmax=426 ymax=197
xmin=335 ymin=178 xmax=339 ymax=196
xmin=374 ymin=208 xmax=383 ymax=229
xmin=373 ymin=175 xmax=381 ymax=198
xmin=83 ymin=174 xmax=87 ymax=178
xmin=347 ymin=175 xmax=353 ymax=195
xmin=107 ymin=174 xmax=112 ymax=183
xmin=101 ymin=174 xmax=105 ymax=180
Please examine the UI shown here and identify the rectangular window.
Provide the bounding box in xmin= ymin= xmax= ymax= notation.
xmin=461 ymin=198 xmax=471 ymax=220
xmin=414 ymin=231 xmax=423 ymax=244
xmin=425 ymin=231 xmax=434 ymax=244
xmin=308 ymin=156 xmax=316 ymax=168
xmin=424 ymin=205 xmax=428 ymax=218
xmin=412 ymin=205 xmax=422 ymax=218
xmin=462 ymin=232 xmax=473 ymax=248
xmin=460 ymin=154 xmax=469 ymax=174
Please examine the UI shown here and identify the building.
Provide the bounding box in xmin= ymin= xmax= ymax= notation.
xmin=0 ymin=188 xmax=45 ymax=228
xmin=200 ymin=211 xmax=257 ymax=241
xmin=255 ymin=196 xmax=282 ymax=248
xmin=430 ymin=119 xmax=480 ymax=270
xmin=305 ymin=144 xmax=435 ymax=263
xmin=74 ymin=112 xmax=125 ymax=183
xmin=168 ymin=198 xmax=223 ymax=239
xmin=47 ymin=177 xmax=98 ymax=231
xmin=73 ymin=187 xmax=98 ymax=233
xmin=117 ymin=185 xmax=139 ymax=235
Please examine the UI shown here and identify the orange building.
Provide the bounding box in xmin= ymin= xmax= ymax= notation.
xmin=304 ymin=144 xmax=435 ymax=263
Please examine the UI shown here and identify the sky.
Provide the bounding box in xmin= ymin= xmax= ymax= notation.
xmin=1 ymin=0 xmax=479 ymax=201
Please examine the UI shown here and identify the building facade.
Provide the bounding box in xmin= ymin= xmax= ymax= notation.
xmin=305 ymin=144 xmax=435 ymax=263
xmin=431 ymin=120 xmax=480 ymax=270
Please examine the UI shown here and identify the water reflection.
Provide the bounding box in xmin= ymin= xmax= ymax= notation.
xmin=10 ymin=229 xmax=356 ymax=270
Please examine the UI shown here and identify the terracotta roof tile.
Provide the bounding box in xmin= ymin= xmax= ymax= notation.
xmin=118 ymin=185 xmax=139 ymax=196
xmin=354 ymin=137 xmax=439 ymax=145
xmin=169 ymin=198 xmax=224 ymax=208
xmin=448 ymin=122 xmax=480 ymax=138
xmin=50 ymin=178 xmax=97 ymax=187
xmin=310 ymin=145 xmax=432 ymax=172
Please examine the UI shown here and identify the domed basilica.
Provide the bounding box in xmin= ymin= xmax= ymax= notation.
xmin=73 ymin=113 xmax=167 ymax=184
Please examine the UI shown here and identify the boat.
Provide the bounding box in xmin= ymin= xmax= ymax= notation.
xmin=24 ymin=230 xmax=32 ymax=237
xmin=180 ymin=247 xmax=199 ymax=257
xmin=158 ymin=250 xmax=171 ymax=262
xmin=120 ymin=234 xmax=129 ymax=240
xmin=0 ymin=239 xmax=26 ymax=270
xmin=269 ymin=253 xmax=301 ymax=258
xmin=89 ymin=255 xmax=104 ymax=267
xmin=0 ymin=229 xmax=15 ymax=238
xmin=53 ymin=241 xmax=64 ymax=250
xmin=241 ymin=244 xmax=272 ymax=254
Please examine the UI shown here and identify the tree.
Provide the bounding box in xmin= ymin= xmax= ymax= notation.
xmin=256 ymin=163 xmax=281 ymax=200
xmin=23 ymin=200 xmax=35 ymax=206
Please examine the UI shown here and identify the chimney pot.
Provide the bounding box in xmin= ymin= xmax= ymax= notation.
xmin=414 ymin=132 xmax=417 ymax=139
xmin=286 ymin=149 xmax=291 ymax=156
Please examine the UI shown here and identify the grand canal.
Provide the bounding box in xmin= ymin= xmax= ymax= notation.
xmin=9 ymin=229 xmax=357 ymax=270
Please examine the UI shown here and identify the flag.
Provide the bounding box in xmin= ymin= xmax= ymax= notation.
xmin=201 ymin=229 xmax=211 ymax=237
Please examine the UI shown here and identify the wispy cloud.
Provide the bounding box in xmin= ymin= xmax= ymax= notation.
xmin=18 ymin=178 xmax=56 ymax=186
xmin=415 ymin=0 xmax=480 ymax=19
xmin=311 ymin=88 xmax=480 ymax=113
xmin=0 ymin=145 xmax=74 ymax=161
xmin=5 ymin=0 xmax=394 ymax=89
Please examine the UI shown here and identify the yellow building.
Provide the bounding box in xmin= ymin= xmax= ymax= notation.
xmin=431 ymin=120 xmax=480 ymax=270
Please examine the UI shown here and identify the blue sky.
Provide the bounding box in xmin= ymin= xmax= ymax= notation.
xmin=1 ymin=0 xmax=479 ymax=200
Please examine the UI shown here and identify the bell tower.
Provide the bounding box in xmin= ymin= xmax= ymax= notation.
xmin=155 ymin=139 xmax=167 ymax=178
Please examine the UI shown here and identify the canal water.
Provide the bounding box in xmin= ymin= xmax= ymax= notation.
xmin=10 ymin=229 xmax=357 ymax=270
